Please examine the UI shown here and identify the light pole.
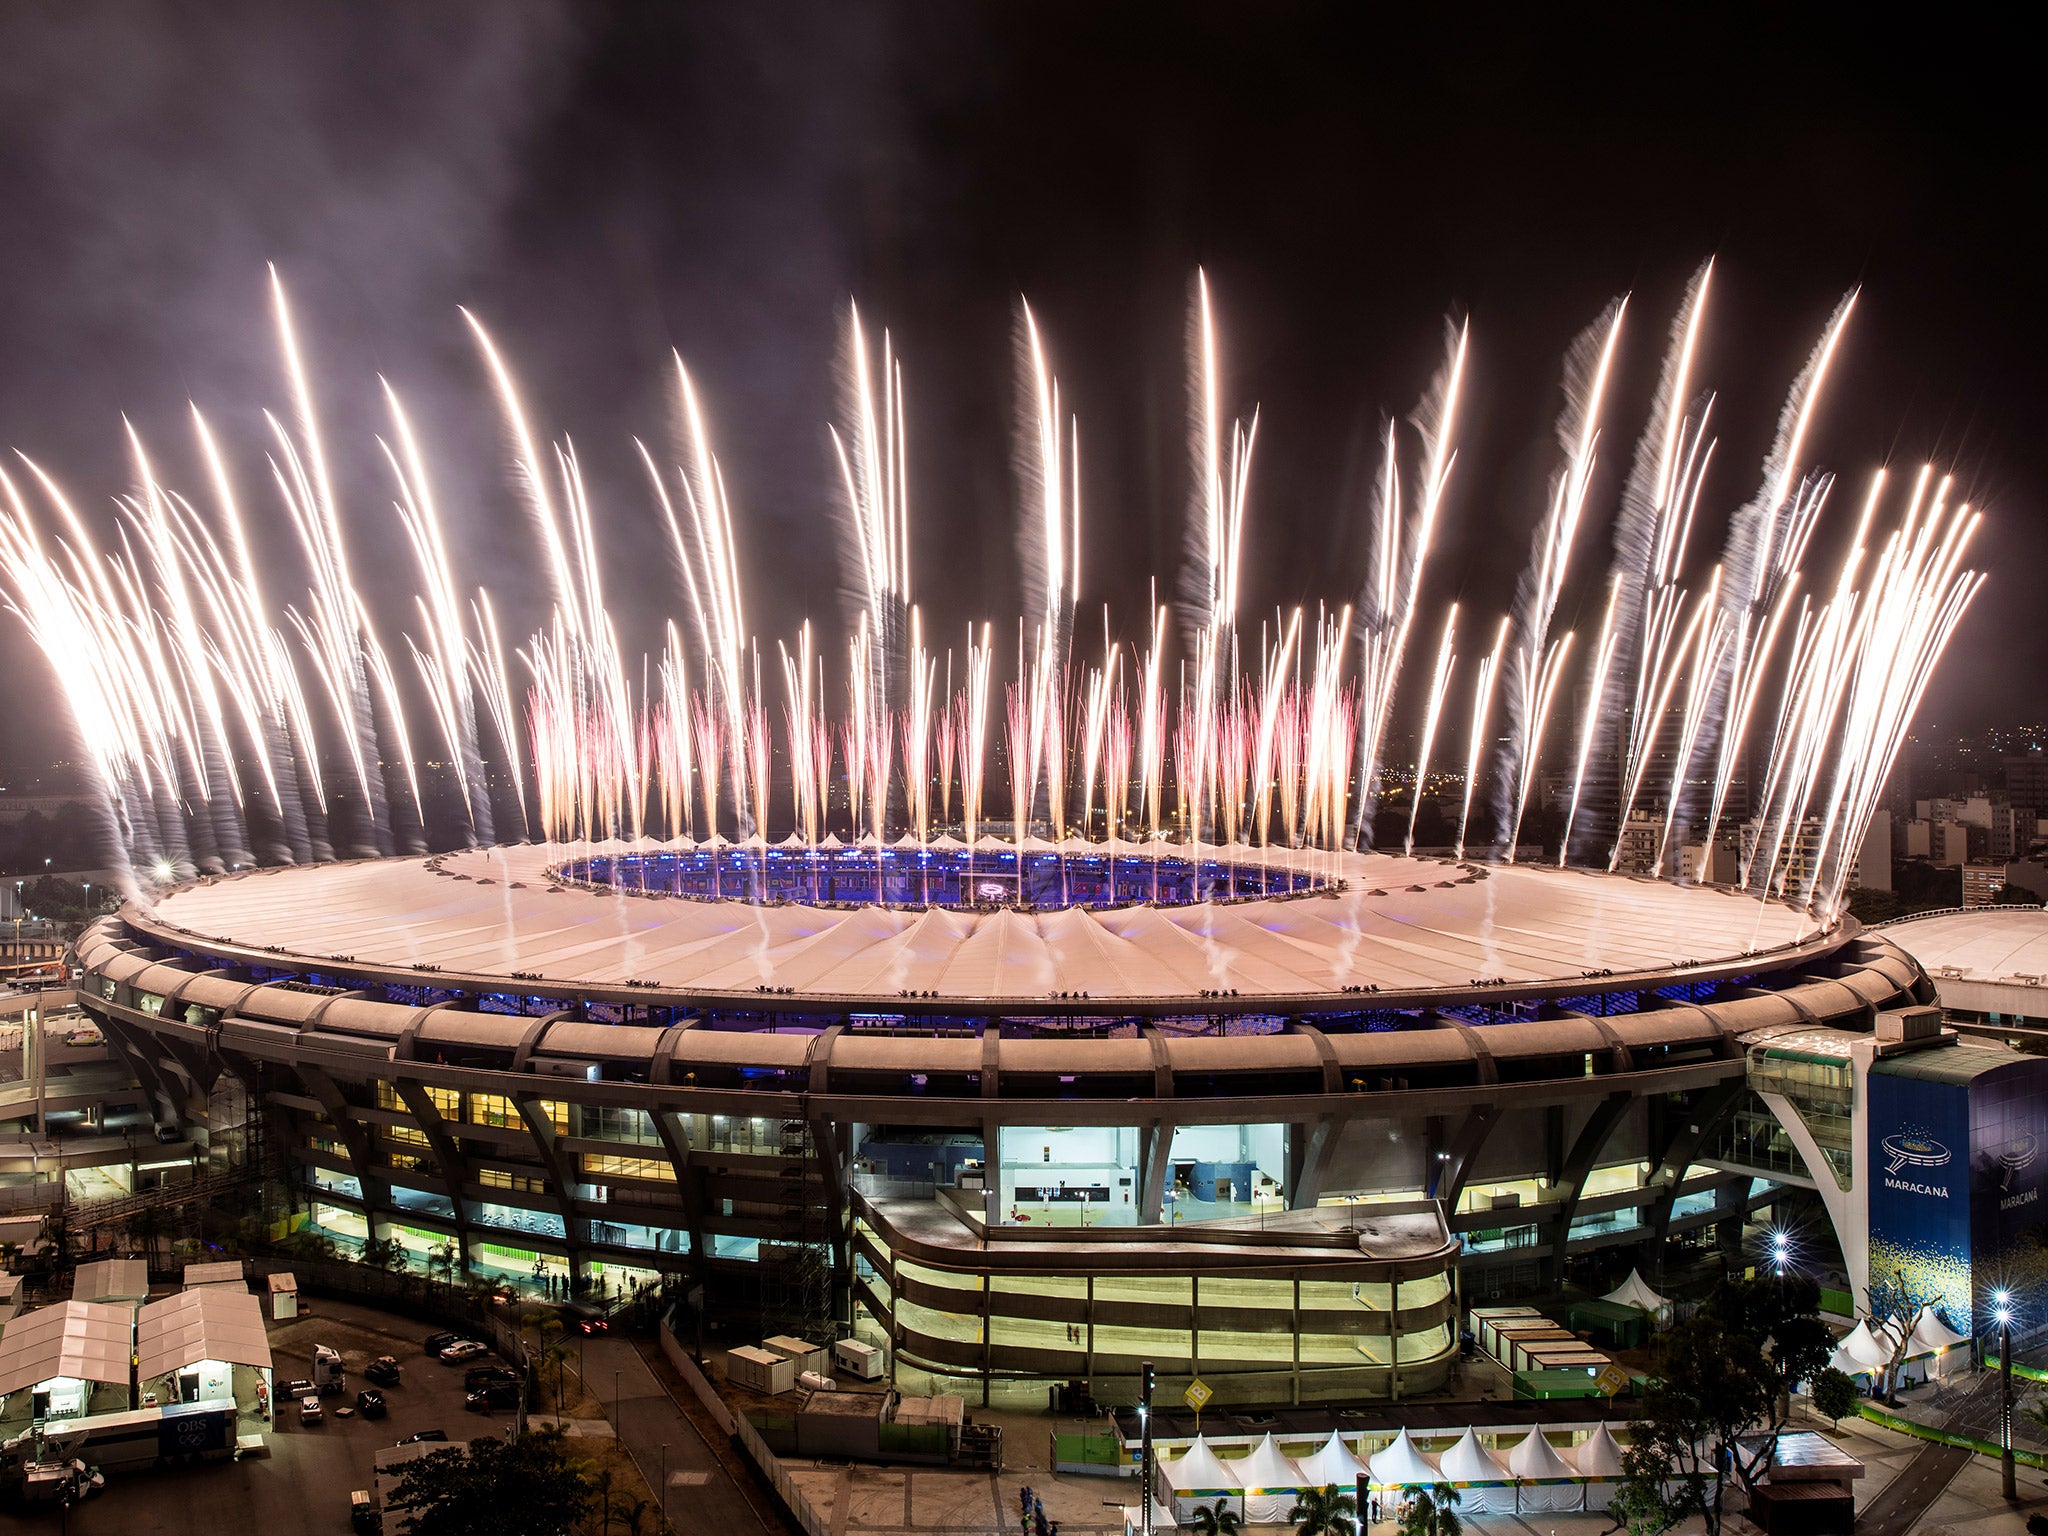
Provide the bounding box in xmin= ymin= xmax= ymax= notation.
xmin=1996 ymin=1290 xmax=2016 ymax=1500
xmin=1139 ymin=1360 xmax=1155 ymax=1536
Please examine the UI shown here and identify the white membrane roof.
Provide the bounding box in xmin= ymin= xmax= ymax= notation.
xmin=131 ymin=840 xmax=1835 ymax=1008
xmin=1883 ymin=909 xmax=2048 ymax=984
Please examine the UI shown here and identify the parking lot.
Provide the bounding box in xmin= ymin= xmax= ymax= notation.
xmin=52 ymin=1295 xmax=624 ymax=1536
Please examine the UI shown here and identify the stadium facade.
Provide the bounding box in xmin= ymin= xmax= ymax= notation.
xmin=70 ymin=839 xmax=1940 ymax=1404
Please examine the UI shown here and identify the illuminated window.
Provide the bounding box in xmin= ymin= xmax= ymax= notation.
xmin=581 ymin=1153 xmax=675 ymax=1183
xmin=468 ymin=1093 xmax=518 ymax=1128
xmin=422 ymin=1085 xmax=461 ymax=1118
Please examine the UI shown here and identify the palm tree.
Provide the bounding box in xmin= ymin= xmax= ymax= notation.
xmin=1182 ymin=1498 xmax=1243 ymax=1536
xmin=1288 ymin=1483 xmax=1358 ymax=1536
xmin=1394 ymin=1484 xmax=1461 ymax=1536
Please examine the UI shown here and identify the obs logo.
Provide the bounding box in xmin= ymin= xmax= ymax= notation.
xmin=1883 ymin=1131 xmax=1953 ymax=1175
xmin=2002 ymin=1134 xmax=2039 ymax=1192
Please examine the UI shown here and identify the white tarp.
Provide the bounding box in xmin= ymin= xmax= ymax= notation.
xmin=0 ymin=1301 xmax=133 ymax=1395
xmin=1507 ymin=1425 xmax=1583 ymax=1513
xmin=1235 ymin=1433 xmax=1308 ymax=1524
xmin=1367 ymin=1428 xmax=1440 ymax=1489
xmin=136 ymin=1285 xmax=273 ymax=1379
xmin=1438 ymin=1427 xmax=1515 ymax=1513
xmin=1601 ymin=1268 xmax=1672 ymax=1319
xmin=1295 ymin=1430 xmax=1364 ymax=1488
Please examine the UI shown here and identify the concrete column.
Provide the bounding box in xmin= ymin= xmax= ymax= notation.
xmin=1291 ymin=1277 xmax=1302 ymax=1406
xmin=1085 ymin=1275 xmax=1096 ymax=1384
xmin=1390 ymin=1276 xmax=1402 ymax=1401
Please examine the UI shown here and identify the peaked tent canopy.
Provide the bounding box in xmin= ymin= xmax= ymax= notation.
xmin=1236 ymin=1433 xmax=1309 ymax=1523
xmin=1507 ymin=1425 xmax=1576 ymax=1479
xmin=1441 ymin=1427 xmax=1512 ymax=1482
xmin=1910 ymin=1308 xmax=1969 ymax=1354
xmin=1368 ymin=1429 xmax=1440 ymax=1488
xmin=1508 ymin=1426 xmax=1584 ymax=1513
xmin=1161 ymin=1436 xmax=1238 ymax=1493
xmin=1573 ymin=1421 xmax=1625 ymax=1477
xmin=1296 ymin=1431 xmax=1364 ymax=1487
xmin=1601 ymin=1268 xmax=1672 ymax=1317
xmin=1830 ymin=1320 xmax=1893 ymax=1375
xmin=1440 ymin=1427 xmax=1515 ymax=1513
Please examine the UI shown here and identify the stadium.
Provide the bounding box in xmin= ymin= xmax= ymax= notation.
xmin=69 ymin=837 xmax=1934 ymax=1406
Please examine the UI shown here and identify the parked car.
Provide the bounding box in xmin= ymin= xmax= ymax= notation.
xmin=282 ymin=1378 xmax=316 ymax=1402
xmin=356 ymin=1389 xmax=387 ymax=1420
xmin=350 ymin=1491 xmax=378 ymax=1536
xmin=465 ymin=1379 xmax=520 ymax=1412
xmin=397 ymin=1429 xmax=448 ymax=1446
xmin=438 ymin=1340 xmax=489 ymax=1364
xmin=364 ymin=1356 xmax=402 ymax=1387
xmin=464 ymin=1363 xmax=520 ymax=1391
xmin=297 ymin=1395 xmax=323 ymax=1426
xmin=422 ymin=1331 xmax=461 ymax=1356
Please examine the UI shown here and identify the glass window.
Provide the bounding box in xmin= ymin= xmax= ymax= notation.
xmin=581 ymin=1152 xmax=675 ymax=1183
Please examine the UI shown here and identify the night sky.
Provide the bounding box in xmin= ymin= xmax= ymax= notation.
xmin=0 ymin=4 xmax=2037 ymax=774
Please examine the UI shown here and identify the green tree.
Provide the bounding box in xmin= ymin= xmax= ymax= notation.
xmin=1811 ymin=1366 xmax=1858 ymax=1429
xmin=1394 ymin=1484 xmax=1461 ymax=1536
xmin=386 ymin=1427 xmax=590 ymax=1536
xmin=523 ymin=1308 xmax=573 ymax=1426
xmin=363 ymin=1236 xmax=406 ymax=1271
xmin=1286 ymin=1484 xmax=1357 ymax=1536
xmin=1612 ymin=1274 xmax=1833 ymax=1536
xmin=1182 ymin=1498 xmax=1243 ymax=1536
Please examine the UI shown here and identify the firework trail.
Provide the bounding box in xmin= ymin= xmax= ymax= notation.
xmin=0 ymin=266 xmax=1986 ymax=927
xmin=1453 ymin=618 xmax=1511 ymax=861
xmin=1016 ymin=300 xmax=1082 ymax=646
xmin=1500 ymin=299 xmax=1628 ymax=858
xmin=1183 ymin=270 xmax=1257 ymax=647
xmin=1352 ymin=320 xmax=1468 ymax=847
xmin=1406 ymin=605 xmax=1458 ymax=855
xmin=1592 ymin=261 xmax=1715 ymax=864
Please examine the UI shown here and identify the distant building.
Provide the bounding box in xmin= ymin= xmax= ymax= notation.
xmin=1859 ymin=810 xmax=1893 ymax=892
xmin=1963 ymin=861 xmax=2008 ymax=908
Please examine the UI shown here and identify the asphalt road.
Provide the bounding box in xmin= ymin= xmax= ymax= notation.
xmin=581 ymin=1333 xmax=778 ymax=1536
xmin=1855 ymin=1440 xmax=1972 ymax=1536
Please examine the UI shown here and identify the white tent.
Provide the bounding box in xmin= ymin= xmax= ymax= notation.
xmin=1573 ymin=1422 xmax=1626 ymax=1512
xmin=1367 ymin=1429 xmax=1440 ymax=1490
xmin=1122 ymin=1507 xmax=1187 ymax=1536
xmin=1507 ymin=1426 xmax=1583 ymax=1513
xmin=1829 ymin=1320 xmax=1892 ymax=1377
xmin=1235 ymin=1434 xmax=1308 ymax=1524
xmin=1438 ymin=1428 xmax=1516 ymax=1514
xmin=1909 ymin=1308 xmax=1970 ymax=1377
xmin=1601 ymin=1268 xmax=1672 ymax=1320
xmin=1159 ymin=1435 xmax=1238 ymax=1514
xmin=1295 ymin=1430 xmax=1364 ymax=1488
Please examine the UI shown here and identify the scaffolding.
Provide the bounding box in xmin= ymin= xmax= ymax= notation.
xmin=761 ymin=1114 xmax=833 ymax=1344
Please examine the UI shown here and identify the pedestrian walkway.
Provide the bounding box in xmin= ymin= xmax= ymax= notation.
xmin=583 ymin=1332 xmax=782 ymax=1536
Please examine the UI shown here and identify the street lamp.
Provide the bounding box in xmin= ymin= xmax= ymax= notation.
xmin=1995 ymin=1289 xmax=2016 ymax=1500
xmin=1770 ymin=1233 xmax=1790 ymax=1277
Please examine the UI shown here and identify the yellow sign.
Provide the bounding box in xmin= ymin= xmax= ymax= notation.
xmin=1595 ymin=1364 xmax=1630 ymax=1397
xmin=1184 ymin=1379 xmax=1213 ymax=1411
